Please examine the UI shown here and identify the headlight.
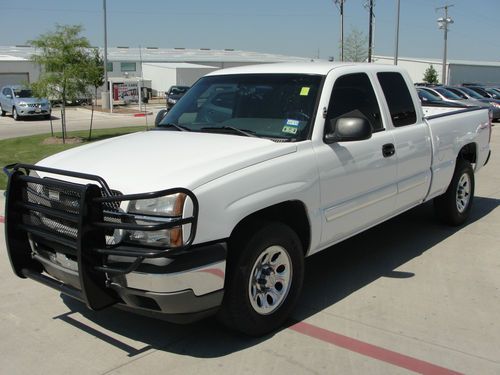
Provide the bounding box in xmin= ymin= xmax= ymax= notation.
xmin=167 ymin=98 xmax=177 ymax=104
xmin=18 ymin=102 xmax=28 ymax=107
xmin=125 ymin=193 xmax=186 ymax=248
xmin=491 ymin=102 xmax=500 ymax=108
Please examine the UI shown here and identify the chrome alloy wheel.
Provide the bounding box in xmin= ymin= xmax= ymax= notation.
xmin=456 ymin=173 xmax=471 ymax=213
xmin=248 ymin=245 xmax=292 ymax=315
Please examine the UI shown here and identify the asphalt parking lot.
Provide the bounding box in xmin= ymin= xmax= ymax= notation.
xmin=0 ymin=128 xmax=499 ymax=374
xmin=0 ymin=105 xmax=164 ymax=140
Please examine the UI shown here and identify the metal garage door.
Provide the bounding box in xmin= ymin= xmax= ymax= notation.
xmin=0 ymin=73 xmax=29 ymax=88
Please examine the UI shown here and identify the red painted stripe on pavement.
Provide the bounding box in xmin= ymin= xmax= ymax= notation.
xmin=290 ymin=321 xmax=462 ymax=375
xmin=133 ymin=113 xmax=146 ymax=117
xmin=0 ymin=215 xmax=4 ymax=223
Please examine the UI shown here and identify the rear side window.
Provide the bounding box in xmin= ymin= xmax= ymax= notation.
xmin=377 ymin=72 xmax=416 ymax=127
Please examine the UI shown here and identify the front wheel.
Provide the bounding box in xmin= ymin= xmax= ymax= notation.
xmin=218 ymin=222 xmax=304 ymax=336
xmin=154 ymin=109 xmax=168 ymax=126
xmin=13 ymin=107 xmax=20 ymax=121
xmin=434 ymin=158 xmax=475 ymax=226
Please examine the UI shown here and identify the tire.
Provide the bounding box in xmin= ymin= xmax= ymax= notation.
xmin=218 ymin=222 xmax=304 ymax=336
xmin=434 ymin=158 xmax=474 ymax=226
xmin=0 ymin=104 xmax=5 ymax=116
xmin=13 ymin=107 xmax=20 ymax=121
xmin=155 ymin=109 xmax=168 ymax=126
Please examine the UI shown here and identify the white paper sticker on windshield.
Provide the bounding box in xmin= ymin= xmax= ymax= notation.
xmin=282 ymin=125 xmax=298 ymax=134
xmin=286 ymin=119 xmax=300 ymax=126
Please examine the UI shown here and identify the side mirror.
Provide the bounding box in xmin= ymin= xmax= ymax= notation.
xmin=324 ymin=116 xmax=372 ymax=143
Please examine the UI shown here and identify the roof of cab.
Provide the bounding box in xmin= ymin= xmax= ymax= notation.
xmin=206 ymin=62 xmax=408 ymax=76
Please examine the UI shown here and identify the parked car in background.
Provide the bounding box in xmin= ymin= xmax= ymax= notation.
xmin=448 ymin=86 xmax=500 ymax=120
xmin=417 ymin=86 xmax=479 ymax=107
xmin=165 ymin=85 xmax=190 ymax=110
xmin=466 ymin=86 xmax=494 ymax=99
xmin=0 ymin=85 xmax=51 ymax=120
xmin=484 ymin=87 xmax=500 ymax=100
xmin=154 ymin=85 xmax=191 ymax=125
xmin=416 ymin=88 xmax=463 ymax=107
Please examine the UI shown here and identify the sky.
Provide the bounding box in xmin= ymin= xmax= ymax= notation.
xmin=0 ymin=0 xmax=499 ymax=62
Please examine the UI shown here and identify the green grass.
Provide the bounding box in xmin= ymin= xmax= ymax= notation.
xmin=0 ymin=126 xmax=146 ymax=190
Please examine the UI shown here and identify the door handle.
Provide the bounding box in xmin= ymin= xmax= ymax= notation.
xmin=382 ymin=143 xmax=395 ymax=158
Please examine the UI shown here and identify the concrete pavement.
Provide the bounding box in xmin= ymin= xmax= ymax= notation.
xmin=0 ymin=105 xmax=165 ymax=140
xmin=0 ymin=128 xmax=499 ymax=374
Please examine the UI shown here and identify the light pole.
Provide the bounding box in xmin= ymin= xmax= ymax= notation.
xmin=334 ymin=0 xmax=346 ymax=62
xmin=437 ymin=4 xmax=454 ymax=85
xmin=394 ymin=0 xmax=400 ymax=65
xmin=101 ymin=0 xmax=110 ymax=109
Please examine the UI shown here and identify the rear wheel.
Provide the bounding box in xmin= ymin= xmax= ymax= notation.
xmin=218 ymin=222 xmax=304 ymax=336
xmin=13 ymin=107 xmax=20 ymax=121
xmin=0 ymin=104 xmax=5 ymax=116
xmin=434 ymin=158 xmax=474 ymax=226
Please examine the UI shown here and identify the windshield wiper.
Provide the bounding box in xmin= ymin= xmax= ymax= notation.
xmin=201 ymin=126 xmax=258 ymax=138
xmin=158 ymin=123 xmax=191 ymax=132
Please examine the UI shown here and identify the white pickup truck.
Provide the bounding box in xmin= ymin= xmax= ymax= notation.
xmin=4 ymin=63 xmax=491 ymax=336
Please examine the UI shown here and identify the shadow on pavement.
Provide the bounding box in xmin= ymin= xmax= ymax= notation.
xmin=57 ymin=196 xmax=499 ymax=358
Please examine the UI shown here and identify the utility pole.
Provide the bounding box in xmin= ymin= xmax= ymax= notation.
xmin=437 ymin=4 xmax=454 ymax=85
xmin=394 ymin=0 xmax=400 ymax=65
xmin=367 ymin=0 xmax=374 ymax=62
xmin=333 ymin=0 xmax=346 ymax=62
xmin=102 ymin=0 xmax=110 ymax=109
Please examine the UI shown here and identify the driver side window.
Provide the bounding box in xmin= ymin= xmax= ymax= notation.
xmin=326 ymin=73 xmax=383 ymax=132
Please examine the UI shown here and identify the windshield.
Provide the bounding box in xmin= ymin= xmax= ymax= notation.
xmin=487 ymin=88 xmax=500 ymax=99
xmin=13 ymin=89 xmax=33 ymax=98
xmin=446 ymin=87 xmax=467 ymax=99
xmin=417 ymin=89 xmax=442 ymax=101
xmin=457 ymin=87 xmax=484 ymax=99
xmin=159 ymin=74 xmax=322 ymax=141
xmin=434 ymin=87 xmax=462 ymax=100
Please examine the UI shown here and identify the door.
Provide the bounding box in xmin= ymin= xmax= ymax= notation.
xmin=0 ymin=87 xmax=13 ymax=112
xmin=376 ymin=72 xmax=432 ymax=210
xmin=315 ymin=72 xmax=398 ymax=246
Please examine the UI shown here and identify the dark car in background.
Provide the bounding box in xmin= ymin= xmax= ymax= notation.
xmin=466 ymin=86 xmax=495 ymax=99
xmin=166 ymin=85 xmax=190 ymax=110
xmin=155 ymin=85 xmax=191 ymax=125
xmin=484 ymin=87 xmax=500 ymax=100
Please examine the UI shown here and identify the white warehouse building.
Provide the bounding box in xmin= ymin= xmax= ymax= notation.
xmin=0 ymin=46 xmax=311 ymax=96
xmin=373 ymin=55 xmax=500 ymax=85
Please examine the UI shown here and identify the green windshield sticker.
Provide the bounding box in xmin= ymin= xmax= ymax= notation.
xmin=300 ymin=87 xmax=310 ymax=96
xmin=282 ymin=125 xmax=298 ymax=134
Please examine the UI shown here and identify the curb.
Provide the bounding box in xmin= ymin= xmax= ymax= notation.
xmin=133 ymin=112 xmax=154 ymax=117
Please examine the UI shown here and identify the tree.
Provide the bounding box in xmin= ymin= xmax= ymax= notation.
xmin=343 ymin=28 xmax=368 ymax=62
xmin=423 ymin=65 xmax=439 ymax=84
xmin=29 ymin=24 xmax=92 ymax=143
xmin=84 ymin=49 xmax=105 ymax=140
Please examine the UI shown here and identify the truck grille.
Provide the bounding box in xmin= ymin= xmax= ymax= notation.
xmin=23 ymin=180 xmax=121 ymax=241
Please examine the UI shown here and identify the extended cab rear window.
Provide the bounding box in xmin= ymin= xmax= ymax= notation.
xmin=377 ymin=72 xmax=417 ymax=127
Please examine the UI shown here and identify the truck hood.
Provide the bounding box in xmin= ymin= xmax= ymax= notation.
xmin=37 ymin=130 xmax=297 ymax=193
